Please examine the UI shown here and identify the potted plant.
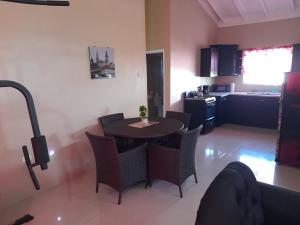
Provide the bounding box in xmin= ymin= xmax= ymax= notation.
xmin=139 ymin=105 xmax=148 ymax=123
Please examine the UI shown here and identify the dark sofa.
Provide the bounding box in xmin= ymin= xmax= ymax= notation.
xmin=195 ymin=162 xmax=300 ymax=225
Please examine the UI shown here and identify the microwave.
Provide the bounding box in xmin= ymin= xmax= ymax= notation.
xmin=211 ymin=84 xmax=231 ymax=92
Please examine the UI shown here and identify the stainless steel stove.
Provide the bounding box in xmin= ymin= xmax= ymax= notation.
xmin=184 ymin=92 xmax=216 ymax=134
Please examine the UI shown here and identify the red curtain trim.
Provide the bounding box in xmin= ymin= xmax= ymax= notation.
xmin=241 ymin=45 xmax=294 ymax=76
xmin=244 ymin=45 xmax=293 ymax=52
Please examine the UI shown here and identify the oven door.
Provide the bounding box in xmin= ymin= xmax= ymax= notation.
xmin=206 ymin=101 xmax=216 ymax=120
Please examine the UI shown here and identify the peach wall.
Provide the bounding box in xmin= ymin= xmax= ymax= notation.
xmin=216 ymin=18 xmax=300 ymax=92
xmin=145 ymin=0 xmax=171 ymax=110
xmin=0 ymin=0 xmax=147 ymax=209
xmin=170 ymin=0 xmax=218 ymax=111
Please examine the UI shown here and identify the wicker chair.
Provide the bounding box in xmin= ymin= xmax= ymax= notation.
xmin=98 ymin=113 xmax=124 ymax=128
xmin=98 ymin=113 xmax=131 ymax=152
xmin=86 ymin=132 xmax=147 ymax=205
xmin=156 ymin=111 xmax=192 ymax=146
xmin=165 ymin=111 xmax=191 ymax=131
xmin=148 ymin=126 xmax=201 ymax=198
xmin=98 ymin=113 xmax=124 ymax=129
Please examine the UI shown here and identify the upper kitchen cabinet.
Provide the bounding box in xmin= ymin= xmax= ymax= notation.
xmin=235 ymin=50 xmax=243 ymax=76
xmin=200 ymin=47 xmax=218 ymax=77
xmin=200 ymin=44 xmax=242 ymax=77
xmin=213 ymin=45 xmax=239 ymax=76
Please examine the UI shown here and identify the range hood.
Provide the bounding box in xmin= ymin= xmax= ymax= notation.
xmin=1 ymin=0 xmax=70 ymax=6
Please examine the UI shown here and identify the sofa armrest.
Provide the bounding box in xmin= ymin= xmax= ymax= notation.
xmin=259 ymin=182 xmax=300 ymax=225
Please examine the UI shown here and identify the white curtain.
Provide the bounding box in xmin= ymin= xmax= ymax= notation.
xmin=242 ymin=46 xmax=293 ymax=85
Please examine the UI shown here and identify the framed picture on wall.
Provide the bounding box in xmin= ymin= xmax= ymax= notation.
xmin=88 ymin=46 xmax=115 ymax=79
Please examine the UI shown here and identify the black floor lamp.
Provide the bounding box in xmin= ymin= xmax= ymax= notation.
xmin=0 ymin=0 xmax=70 ymax=6
xmin=0 ymin=81 xmax=51 ymax=225
xmin=0 ymin=81 xmax=50 ymax=190
xmin=1 ymin=2 xmax=69 ymax=224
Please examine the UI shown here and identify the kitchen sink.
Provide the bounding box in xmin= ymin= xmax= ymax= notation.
xmin=246 ymin=92 xmax=280 ymax=96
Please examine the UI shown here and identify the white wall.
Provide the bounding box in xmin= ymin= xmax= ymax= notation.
xmin=170 ymin=0 xmax=218 ymax=111
xmin=0 ymin=0 xmax=147 ymax=209
xmin=145 ymin=0 xmax=171 ymax=110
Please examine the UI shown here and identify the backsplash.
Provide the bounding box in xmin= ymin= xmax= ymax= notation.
xmin=212 ymin=76 xmax=282 ymax=92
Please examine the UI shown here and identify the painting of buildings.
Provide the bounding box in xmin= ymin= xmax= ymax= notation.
xmin=88 ymin=47 xmax=115 ymax=79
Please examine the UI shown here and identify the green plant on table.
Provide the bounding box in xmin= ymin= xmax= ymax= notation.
xmin=139 ymin=105 xmax=148 ymax=119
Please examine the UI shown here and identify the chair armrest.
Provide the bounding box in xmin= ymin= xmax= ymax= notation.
xmin=175 ymin=129 xmax=187 ymax=135
xmin=259 ymin=182 xmax=300 ymax=225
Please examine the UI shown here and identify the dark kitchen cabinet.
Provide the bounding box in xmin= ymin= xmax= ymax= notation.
xmin=255 ymin=97 xmax=280 ymax=129
xmin=211 ymin=45 xmax=239 ymax=76
xmin=291 ymin=43 xmax=300 ymax=72
xmin=227 ymin=95 xmax=280 ymax=129
xmin=215 ymin=96 xmax=228 ymax=127
xmin=227 ymin=95 xmax=249 ymax=125
xmin=200 ymin=45 xmax=241 ymax=77
xmin=235 ymin=50 xmax=243 ymax=75
xmin=200 ymin=47 xmax=218 ymax=77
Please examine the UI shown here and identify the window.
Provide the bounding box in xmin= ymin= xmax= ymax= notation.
xmin=242 ymin=46 xmax=293 ymax=85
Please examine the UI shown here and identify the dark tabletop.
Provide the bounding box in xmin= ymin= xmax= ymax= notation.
xmin=103 ymin=118 xmax=184 ymax=139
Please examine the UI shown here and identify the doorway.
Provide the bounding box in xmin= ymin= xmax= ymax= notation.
xmin=146 ymin=51 xmax=164 ymax=119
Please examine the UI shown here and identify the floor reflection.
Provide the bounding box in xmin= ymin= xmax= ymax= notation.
xmin=205 ymin=148 xmax=214 ymax=157
xmin=2 ymin=125 xmax=300 ymax=225
xmin=239 ymin=149 xmax=276 ymax=184
xmin=204 ymin=148 xmax=228 ymax=159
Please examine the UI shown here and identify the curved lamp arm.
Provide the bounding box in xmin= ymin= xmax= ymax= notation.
xmin=0 ymin=80 xmax=50 ymax=190
xmin=0 ymin=0 xmax=70 ymax=6
xmin=0 ymin=80 xmax=41 ymax=136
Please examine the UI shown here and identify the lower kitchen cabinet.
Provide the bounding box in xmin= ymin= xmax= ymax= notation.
xmin=226 ymin=95 xmax=280 ymax=129
xmin=185 ymin=94 xmax=280 ymax=131
xmin=215 ymin=96 xmax=228 ymax=127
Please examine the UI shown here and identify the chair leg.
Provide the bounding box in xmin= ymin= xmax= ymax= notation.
xmin=194 ymin=172 xmax=198 ymax=184
xmin=149 ymin=180 xmax=152 ymax=188
xmin=118 ymin=191 xmax=122 ymax=205
xmin=96 ymin=183 xmax=99 ymax=193
xmin=145 ymin=181 xmax=148 ymax=189
xmin=179 ymin=185 xmax=183 ymax=198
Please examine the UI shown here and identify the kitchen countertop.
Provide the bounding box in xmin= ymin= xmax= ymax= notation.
xmin=208 ymin=92 xmax=281 ymax=98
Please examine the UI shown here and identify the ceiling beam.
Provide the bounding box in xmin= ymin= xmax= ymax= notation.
xmin=199 ymin=0 xmax=300 ymax=27
xmin=292 ymin=0 xmax=296 ymax=10
xmin=259 ymin=0 xmax=269 ymax=15
xmin=232 ymin=0 xmax=247 ymax=18
xmin=205 ymin=0 xmax=225 ymax=23
xmin=198 ymin=0 xmax=223 ymax=25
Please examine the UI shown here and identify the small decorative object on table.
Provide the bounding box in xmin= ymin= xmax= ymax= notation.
xmin=128 ymin=105 xmax=159 ymax=128
xmin=139 ymin=105 xmax=148 ymax=124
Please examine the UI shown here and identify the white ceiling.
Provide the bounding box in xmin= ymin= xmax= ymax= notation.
xmin=198 ymin=0 xmax=300 ymax=27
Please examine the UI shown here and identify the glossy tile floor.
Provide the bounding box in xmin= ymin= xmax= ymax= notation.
xmin=2 ymin=125 xmax=300 ymax=225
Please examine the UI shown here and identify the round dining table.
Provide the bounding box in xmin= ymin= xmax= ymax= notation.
xmin=103 ymin=117 xmax=184 ymax=139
